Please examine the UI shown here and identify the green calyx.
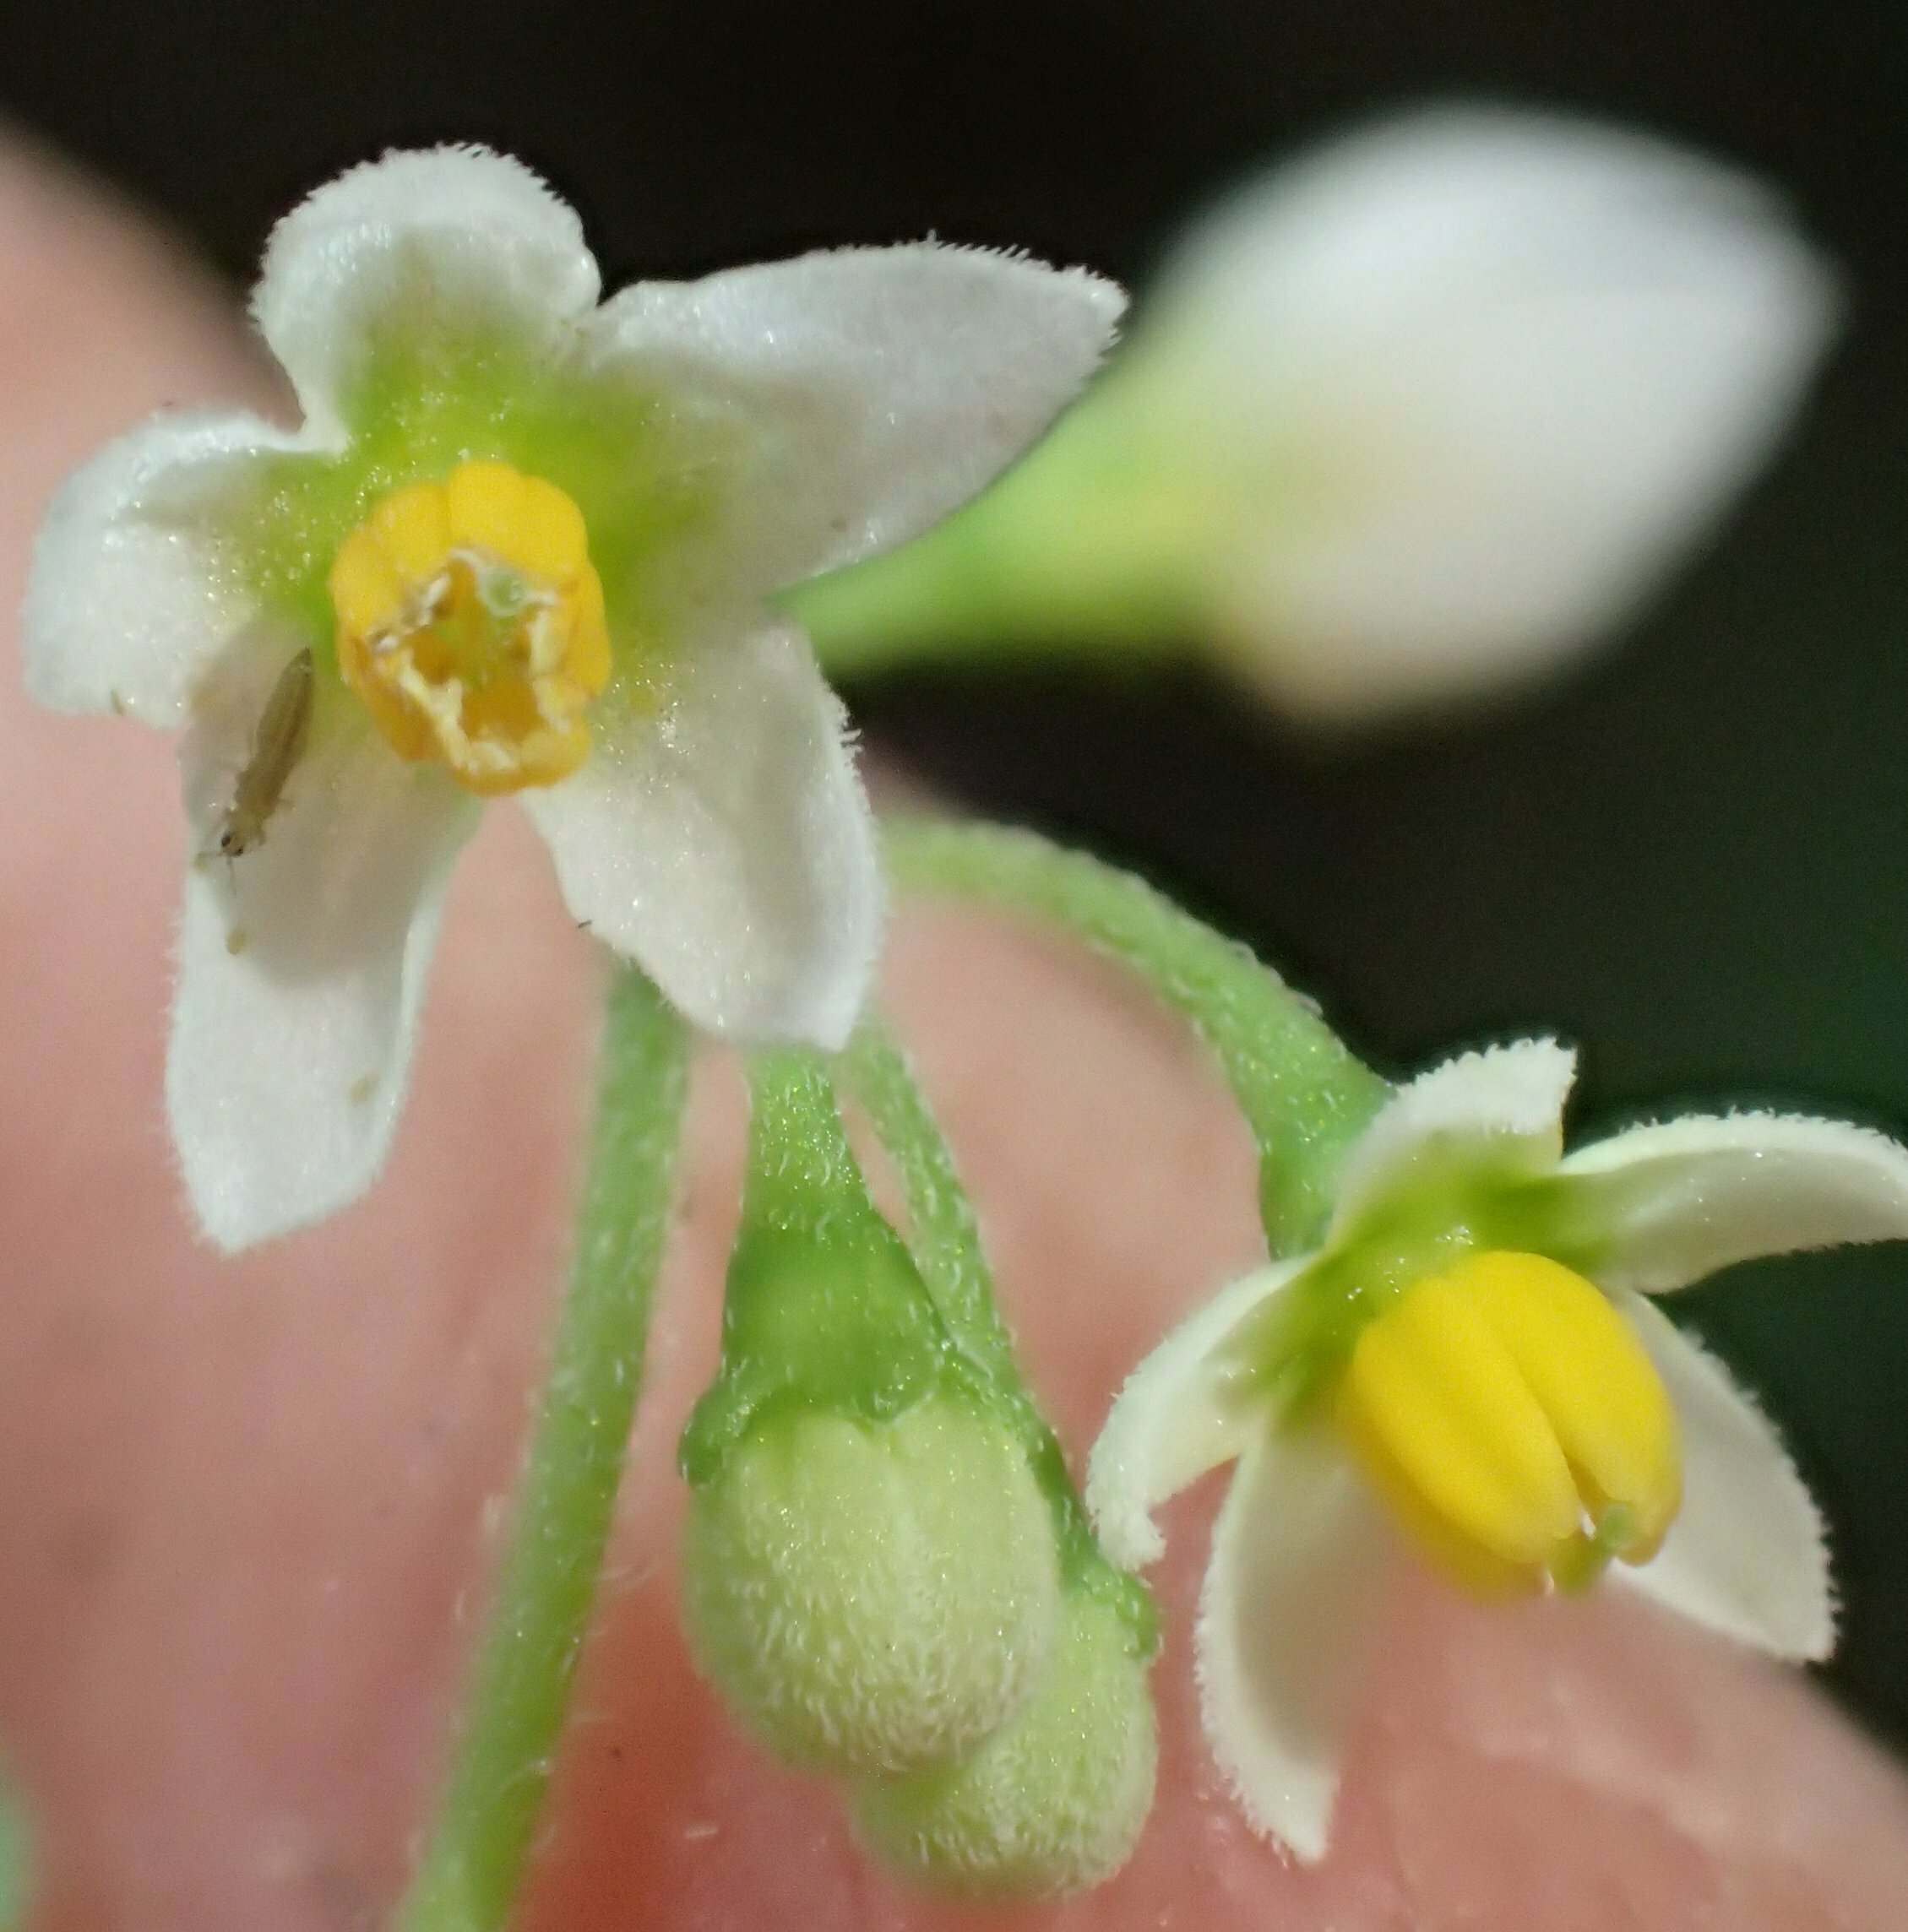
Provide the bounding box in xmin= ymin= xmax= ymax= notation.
xmin=679 ymin=1031 xmax=1166 ymax=1860
xmin=1239 ymin=1163 xmax=1595 ymax=1421
xmin=677 ymin=1049 xmax=974 ymax=1484
xmin=229 ymin=320 xmax=722 ymax=680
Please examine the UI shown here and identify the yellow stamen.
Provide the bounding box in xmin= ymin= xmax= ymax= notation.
xmin=329 ymin=461 xmax=612 ymax=795
xmin=1335 ymin=1251 xmax=1681 ymax=1600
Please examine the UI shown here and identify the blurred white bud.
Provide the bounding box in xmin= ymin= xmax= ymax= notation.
xmin=1134 ymin=106 xmax=1840 ymax=718
xmin=796 ymin=106 xmax=1840 ymax=723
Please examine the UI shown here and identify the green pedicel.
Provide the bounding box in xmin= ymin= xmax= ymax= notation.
xmin=398 ymin=968 xmax=688 ymax=1932
xmin=880 ymin=817 xmax=1389 ymax=1256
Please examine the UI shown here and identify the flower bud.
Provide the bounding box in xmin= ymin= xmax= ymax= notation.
xmin=852 ymin=1582 xmax=1158 ymax=1896
xmin=682 ymin=1394 xmax=1059 ymax=1776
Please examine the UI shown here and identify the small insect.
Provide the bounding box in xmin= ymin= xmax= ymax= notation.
xmin=209 ymin=647 xmax=315 ymax=860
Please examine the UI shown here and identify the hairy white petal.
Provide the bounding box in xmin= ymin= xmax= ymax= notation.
xmin=1328 ymin=1037 xmax=1576 ymax=1237
xmin=1140 ymin=107 xmax=1840 ymax=719
xmin=1193 ymin=1434 xmax=1393 ymax=1862
xmin=22 ymin=410 xmax=313 ymax=727
xmin=1615 ymin=1292 xmax=1834 ymax=1659
xmin=583 ymin=242 xmax=1123 ymax=601
xmin=524 ymin=622 xmax=878 ymax=1049
xmin=171 ymin=681 xmax=476 ymax=1251
xmin=253 ymin=145 xmax=601 ymax=439
xmin=1551 ymin=1111 xmax=1908 ymax=1294
xmin=1085 ymin=1261 xmax=1304 ymax=1570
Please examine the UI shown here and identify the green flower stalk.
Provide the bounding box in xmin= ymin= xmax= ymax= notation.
xmin=879 ymin=816 xmax=1388 ymax=1253
xmin=398 ymin=968 xmax=688 ymax=1932
xmin=0 ymin=1772 xmax=30 ymax=1932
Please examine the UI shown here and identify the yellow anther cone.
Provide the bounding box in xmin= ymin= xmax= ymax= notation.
xmin=329 ymin=460 xmax=612 ymax=795
xmin=1337 ymin=1251 xmax=1681 ymax=1597
xmin=1470 ymin=1252 xmax=1682 ymax=1562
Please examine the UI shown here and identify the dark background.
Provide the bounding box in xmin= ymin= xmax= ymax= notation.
xmin=3 ymin=0 xmax=1905 ymax=1747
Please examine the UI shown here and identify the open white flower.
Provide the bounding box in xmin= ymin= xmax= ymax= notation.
xmin=797 ymin=107 xmax=1838 ymax=719
xmin=1086 ymin=1039 xmax=1908 ymax=1860
xmin=22 ymin=146 xmax=1123 ymax=1251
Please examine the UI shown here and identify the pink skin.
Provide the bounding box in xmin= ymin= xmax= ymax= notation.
xmin=0 ymin=131 xmax=1905 ymax=1932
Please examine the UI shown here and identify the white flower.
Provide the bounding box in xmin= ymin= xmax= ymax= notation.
xmin=797 ymin=107 xmax=1839 ymax=720
xmin=21 ymin=146 xmax=1123 ymax=1251
xmin=1085 ymin=1039 xmax=1908 ymax=1861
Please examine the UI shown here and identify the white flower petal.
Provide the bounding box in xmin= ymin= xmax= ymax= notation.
xmin=1548 ymin=1111 xmax=1908 ymax=1294
xmin=22 ymin=410 xmax=311 ymax=728
xmin=1614 ymin=1291 xmax=1833 ymax=1659
xmin=582 ymin=242 xmax=1123 ymax=600
xmin=1144 ymin=107 xmax=1840 ymax=719
xmin=1327 ymin=1038 xmax=1576 ymax=1238
xmin=523 ymin=621 xmax=878 ymax=1049
xmin=1085 ymin=1261 xmax=1304 ymax=1570
xmin=253 ymin=145 xmax=601 ymax=441
xmin=171 ymin=676 xmax=477 ymax=1251
xmin=1193 ymin=1433 xmax=1394 ymax=1862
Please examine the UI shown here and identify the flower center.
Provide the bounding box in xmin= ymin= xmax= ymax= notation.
xmin=1334 ymin=1251 xmax=1681 ymax=1599
xmin=329 ymin=461 xmax=612 ymax=795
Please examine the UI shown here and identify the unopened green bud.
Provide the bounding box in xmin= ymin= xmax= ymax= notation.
xmin=682 ymin=1394 xmax=1060 ymax=1776
xmin=852 ymin=1582 xmax=1158 ymax=1896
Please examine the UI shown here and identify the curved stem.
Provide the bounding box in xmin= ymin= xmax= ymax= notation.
xmin=839 ymin=1020 xmax=1155 ymax=1646
xmin=836 ymin=1023 xmax=1018 ymax=1387
xmin=396 ymin=968 xmax=689 ymax=1932
xmin=881 ymin=817 xmax=1389 ymax=1256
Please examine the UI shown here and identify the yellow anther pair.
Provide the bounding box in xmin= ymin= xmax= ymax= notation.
xmin=1336 ymin=1251 xmax=1681 ymax=1598
xmin=329 ymin=461 xmax=611 ymax=795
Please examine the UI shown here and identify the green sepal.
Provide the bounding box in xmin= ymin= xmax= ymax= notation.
xmin=678 ymin=1047 xmax=975 ymax=1487
xmin=677 ymin=1048 xmax=1063 ymax=1775
xmin=788 ymin=371 xmax=1210 ymax=677
xmin=1240 ymin=1164 xmax=1601 ymax=1422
